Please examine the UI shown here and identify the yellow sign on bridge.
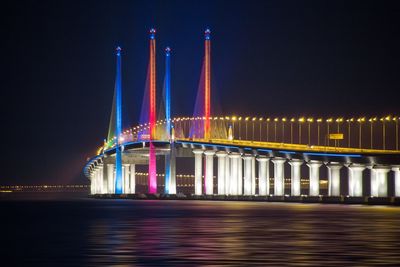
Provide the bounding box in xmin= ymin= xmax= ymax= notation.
xmin=329 ymin=133 xmax=344 ymax=140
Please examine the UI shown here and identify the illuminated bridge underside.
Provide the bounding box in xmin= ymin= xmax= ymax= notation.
xmin=85 ymin=137 xmax=400 ymax=199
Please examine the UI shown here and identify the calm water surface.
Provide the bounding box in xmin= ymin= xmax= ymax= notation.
xmin=1 ymin=197 xmax=400 ymax=266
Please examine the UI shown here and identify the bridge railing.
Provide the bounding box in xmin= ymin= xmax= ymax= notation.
xmin=100 ymin=115 xmax=400 ymax=154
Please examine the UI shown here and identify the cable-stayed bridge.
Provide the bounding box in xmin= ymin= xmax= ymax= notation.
xmin=84 ymin=29 xmax=400 ymax=202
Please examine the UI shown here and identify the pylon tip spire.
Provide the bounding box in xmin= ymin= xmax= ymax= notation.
xmin=205 ymin=28 xmax=211 ymax=40
xmin=149 ymin=28 xmax=156 ymax=39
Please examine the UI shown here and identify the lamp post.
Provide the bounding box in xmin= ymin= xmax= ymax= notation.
xmin=282 ymin=118 xmax=286 ymax=143
xmin=335 ymin=118 xmax=343 ymax=147
xmin=307 ymin=118 xmax=313 ymax=145
xmin=381 ymin=116 xmax=391 ymax=150
xmin=317 ymin=118 xmax=322 ymax=146
xmin=290 ymin=118 xmax=295 ymax=144
xmin=298 ymin=117 xmax=305 ymax=144
xmin=266 ymin=118 xmax=270 ymax=142
xmin=395 ymin=117 xmax=399 ymax=150
xmin=368 ymin=117 xmax=376 ymax=149
xmin=326 ymin=118 xmax=333 ymax=147
xmin=259 ymin=117 xmax=263 ymax=141
xmin=245 ymin=117 xmax=249 ymax=140
xmin=346 ymin=118 xmax=353 ymax=148
xmin=252 ymin=117 xmax=256 ymax=140
xmin=274 ymin=118 xmax=278 ymax=142
xmin=232 ymin=116 xmax=237 ymax=139
xmin=238 ymin=117 xmax=242 ymax=140
xmin=357 ymin=117 xmax=365 ymax=149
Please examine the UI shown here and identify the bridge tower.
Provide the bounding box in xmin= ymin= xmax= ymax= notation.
xmin=204 ymin=29 xmax=211 ymax=139
xmin=148 ymin=28 xmax=157 ymax=193
xmin=114 ymin=46 xmax=123 ymax=194
xmin=164 ymin=47 xmax=176 ymax=194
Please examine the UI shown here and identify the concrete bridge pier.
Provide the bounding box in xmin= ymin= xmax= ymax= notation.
xmin=238 ymin=155 xmax=243 ymax=195
xmin=204 ymin=150 xmax=215 ymax=195
xmin=229 ymin=153 xmax=241 ymax=195
xmin=307 ymin=161 xmax=322 ymax=196
xmin=348 ymin=164 xmax=365 ymax=197
xmin=193 ymin=149 xmax=204 ymax=195
xmin=165 ymin=145 xmax=177 ymax=194
xmin=129 ymin=164 xmax=136 ymax=194
xmin=373 ymin=166 xmax=390 ymax=197
xmin=243 ymin=155 xmax=253 ymax=195
xmin=272 ymin=158 xmax=286 ymax=196
xmin=289 ymin=159 xmax=303 ymax=196
xmin=393 ymin=166 xmax=400 ymax=197
xmin=123 ymin=164 xmax=129 ymax=193
xmin=216 ymin=151 xmax=227 ymax=195
xmin=225 ymin=153 xmax=231 ymax=195
xmin=257 ymin=156 xmax=270 ymax=196
xmin=326 ymin=162 xmax=342 ymax=196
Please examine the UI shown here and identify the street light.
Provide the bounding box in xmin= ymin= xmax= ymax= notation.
xmin=282 ymin=118 xmax=287 ymax=142
xmin=307 ymin=118 xmax=313 ymax=145
xmin=266 ymin=118 xmax=270 ymax=142
xmin=357 ymin=117 xmax=365 ymax=149
xmin=368 ymin=117 xmax=377 ymax=149
xmin=346 ymin=118 xmax=354 ymax=148
xmin=298 ymin=117 xmax=305 ymax=144
xmin=259 ymin=117 xmax=263 ymax=141
xmin=252 ymin=117 xmax=256 ymax=140
xmin=274 ymin=118 xmax=279 ymax=142
xmin=381 ymin=115 xmax=391 ymax=150
xmin=335 ymin=118 xmax=343 ymax=147
xmin=395 ymin=117 xmax=399 ymax=150
xmin=245 ymin=117 xmax=249 ymax=140
xmin=326 ymin=118 xmax=333 ymax=146
xmin=317 ymin=118 xmax=322 ymax=146
xmin=238 ymin=117 xmax=242 ymax=140
xmin=290 ymin=118 xmax=295 ymax=144
xmin=232 ymin=116 xmax=237 ymax=139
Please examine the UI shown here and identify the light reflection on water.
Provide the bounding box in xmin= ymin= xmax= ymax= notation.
xmin=84 ymin=201 xmax=400 ymax=266
xmin=2 ymin=199 xmax=400 ymax=266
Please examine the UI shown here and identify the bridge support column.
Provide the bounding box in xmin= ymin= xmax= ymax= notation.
xmin=92 ymin=169 xmax=98 ymax=194
xmin=193 ymin=149 xmax=204 ymax=195
xmin=128 ymin=164 xmax=135 ymax=194
xmin=204 ymin=150 xmax=215 ymax=195
xmin=392 ymin=166 xmax=400 ymax=197
xmin=107 ymin=164 xmax=115 ymax=194
xmin=170 ymin=145 xmax=177 ymax=194
xmin=326 ymin=163 xmax=342 ymax=196
xmin=307 ymin=161 xmax=322 ymax=196
xmin=216 ymin=151 xmax=227 ymax=195
xmin=229 ymin=153 xmax=240 ymax=195
xmin=369 ymin=166 xmax=377 ymax=197
xmin=257 ymin=156 xmax=269 ymax=196
xmin=98 ymin=165 xmax=103 ymax=194
xmin=251 ymin=157 xmax=256 ymax=195
xmin=243 ymin=155 xmax=253 ymax=195
xmin=238 ymin=154 xmax=243 ymax=195
xmin=102 ymin=163 xmax=108 ymax=194
xmin=348 ymin=164 xmax=365 ymax=197
xmin=123 ymin=164 xmax=130 ymax=193
xmin=372 ymin=166 xmax=390 ymax=197
xmin=165 ymin=145 xmax=177 ymax=194
xmin=225 ymin=154 xmax=231 ymax=195
xmin=90 ymin=172 xmax=95 ymax=195
xmin=272 ymin=158 xmax=286 ymax=196
xmin=289 ymin=159 xmax=303 ymax=196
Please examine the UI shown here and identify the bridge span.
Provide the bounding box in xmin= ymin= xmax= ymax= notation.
xmin=84 ymin=28 xmax=400 ymax=202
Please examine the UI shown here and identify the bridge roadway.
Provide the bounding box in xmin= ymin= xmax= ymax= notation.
xmin=85 ymin=138 xmax=400 ymax=200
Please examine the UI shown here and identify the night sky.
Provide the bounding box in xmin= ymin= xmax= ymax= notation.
xmin=2 ymin=0 xmax=400 ymax=185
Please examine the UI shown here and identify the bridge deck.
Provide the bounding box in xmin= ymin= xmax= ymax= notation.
xmin=183 ymin=138 xmax=400 ymax=155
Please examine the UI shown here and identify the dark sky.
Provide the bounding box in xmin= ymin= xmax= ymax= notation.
xmin=1 ymin=0 xmax=400 ymax=185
